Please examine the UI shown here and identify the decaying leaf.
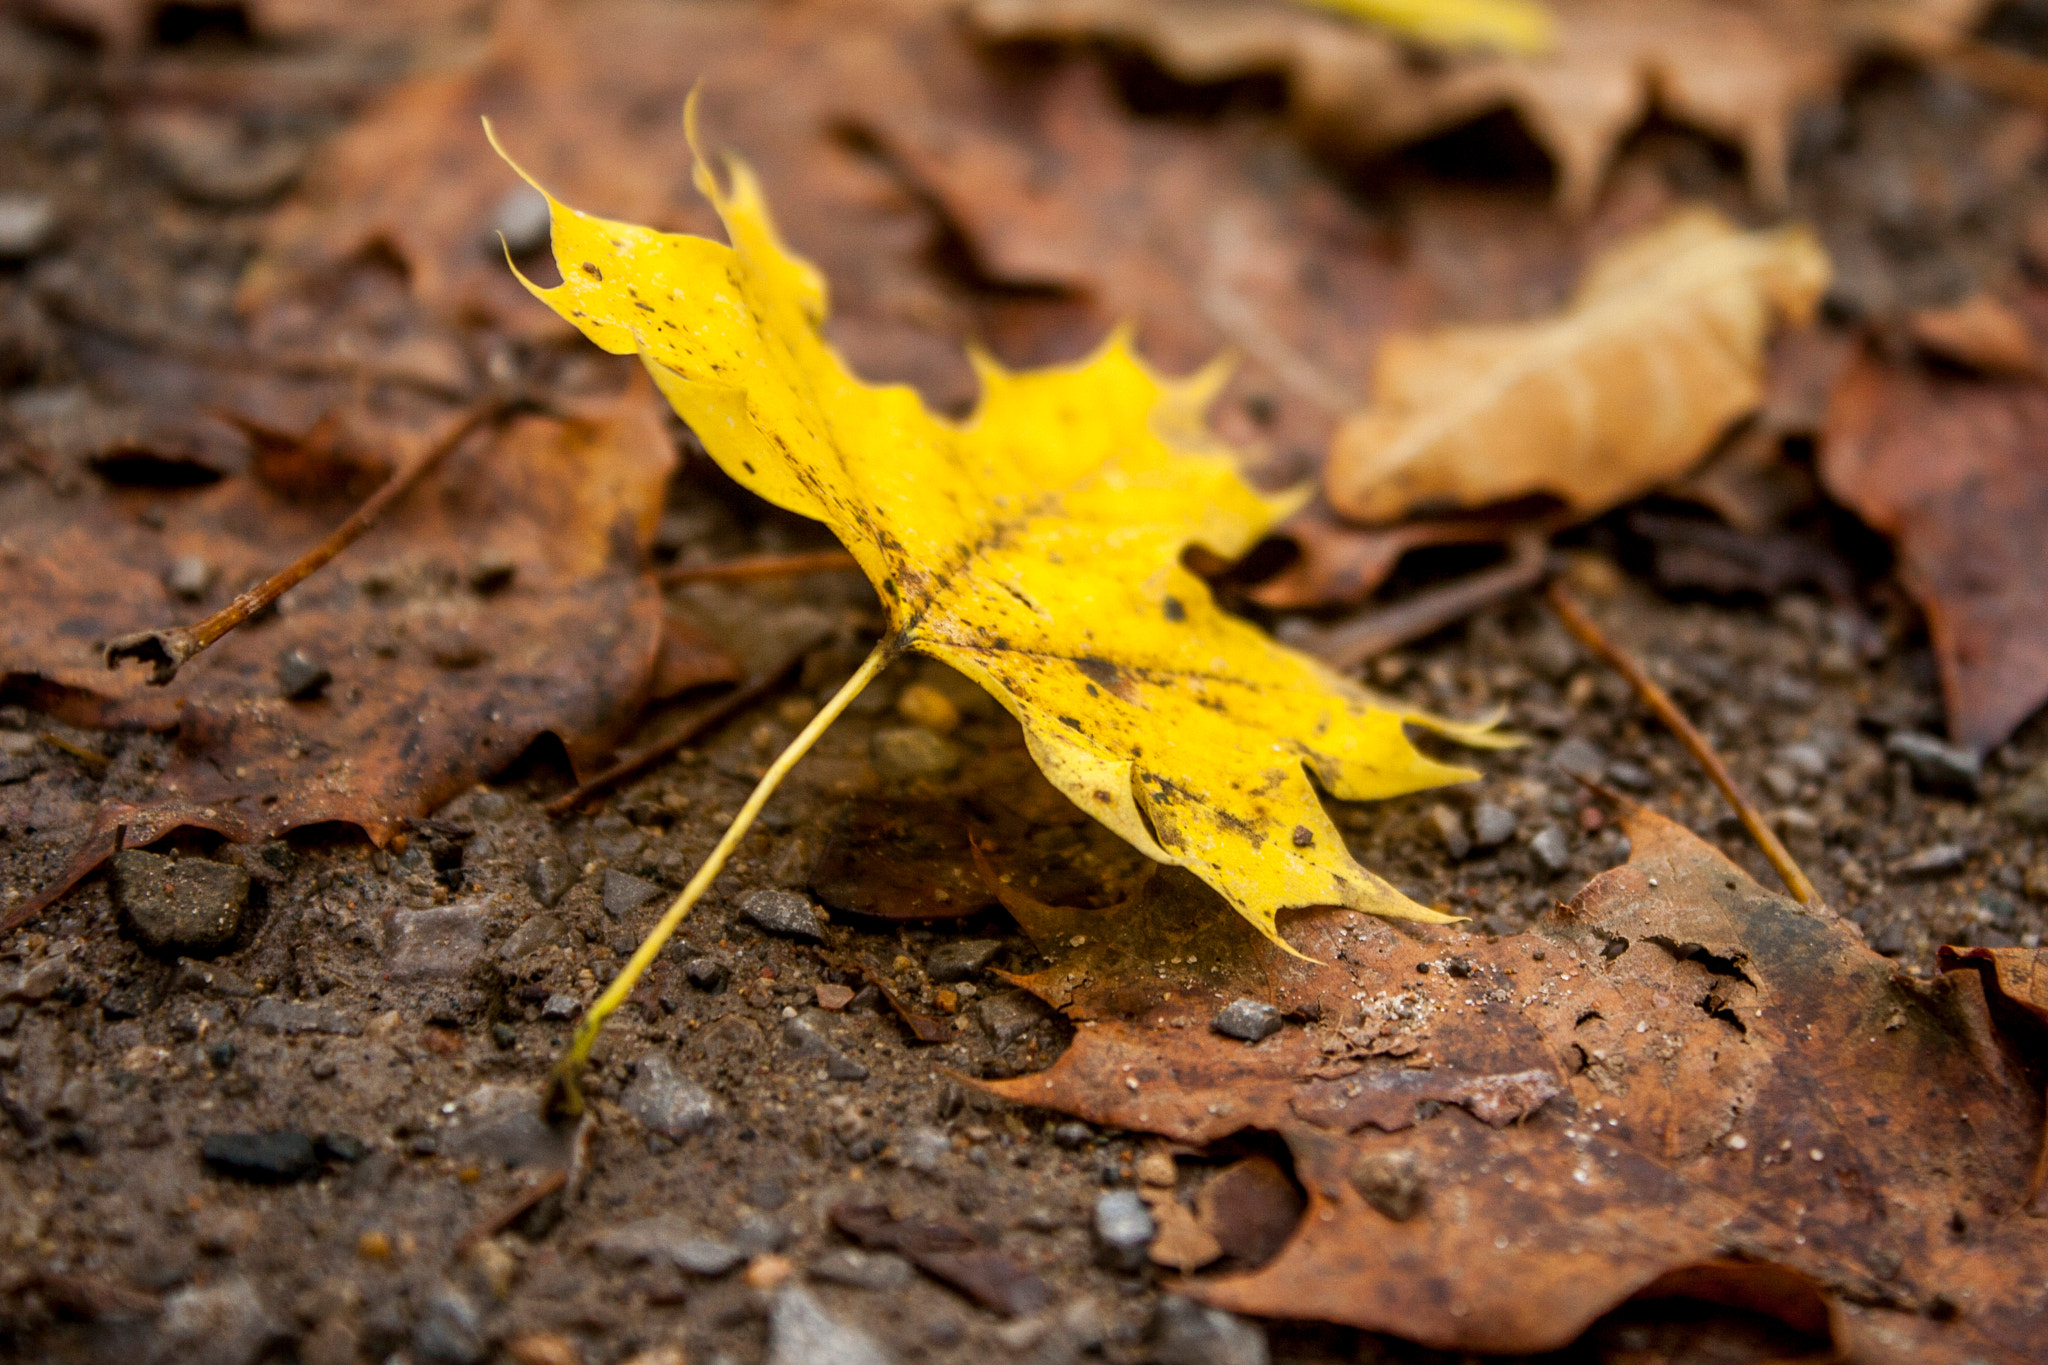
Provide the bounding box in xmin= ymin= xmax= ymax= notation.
xmin=980 ymin=805 xmax=2048 ymax=1361
xmin=1822 ymin=348 xmax=2048 ymax=752
xmin=0 ymin=381 xmax=685 ymax=846
xmin=1325 ymin=207 xmax=1830 ymax=524
xmin=969 ymin=0 xmax=1991 ymax=215
xmin=499 ymin=121 xmax=1508 ymax=942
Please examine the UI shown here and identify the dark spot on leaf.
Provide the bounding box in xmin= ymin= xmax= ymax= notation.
xmin=1163 ymin=595 xmax=1185 ymax=622
xmin=1292 ymin=825 xmax=1313 ymax=847
xmin=581 ymin=262 xmax=602 ymax=280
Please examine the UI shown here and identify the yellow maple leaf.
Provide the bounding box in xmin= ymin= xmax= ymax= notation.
xmin=488 ymin=110 xmax=1501 ymax=1110
xmin=1304 ymin=0 xmax=1554 ymax=55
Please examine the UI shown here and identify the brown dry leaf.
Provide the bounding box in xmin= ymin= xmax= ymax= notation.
xmin=1325 ymin=207 xmax=1830 ymax=524
xmin=968 ymin=0 xmax=1993 ymax=216
xmin=980 ymin=805 xmax=2048 ymax=1360
xmin=0 ymin=379 xmax=683 ymax=847
xmin=246 ymin=0 xmax=1053 ymax=412
xmin=1822 ymin=348 xmax=2048 ymax=752
xmin=1908 ymin=292 xmax=2041 ymax=375
xmin=1140 ymin=1185 xmax=1225 ymax=1271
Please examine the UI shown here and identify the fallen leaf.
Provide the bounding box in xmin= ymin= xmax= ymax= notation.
xmin=981 ymin=804 xmax=2048 ymax=1360
xmin=1194 ymin=1154 xmax=1304 ymax=1264
xmin=830 ymin=1202 xmax=1052 ymax=1316
xmin=1140 ymin=1185 xmax=1225 ymax=1271
xmin=1822 ymin=348 xmax=2048 ymax=752
xmin=1325 ymin=207 xmax=1829 ymax=524
xmin=0 ymin=381 xmax=676 ymax=846
xmin=1908 ymin=292 xmax=2041 ymax=375
xmin=500 ymin=120 xmax=1506 ymax=942
xmin=970 ymin=0 xmax=1989 ymax=215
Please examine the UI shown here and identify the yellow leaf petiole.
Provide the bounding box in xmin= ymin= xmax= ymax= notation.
xmin=543 ymin=637 xmax=897 ymax=1119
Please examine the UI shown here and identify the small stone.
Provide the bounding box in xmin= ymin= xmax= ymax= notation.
xmin=1777 ymin=742 xmax=1830 ymax=778
xmin=1150 ymin=1294 xmax=1270 ymax=1365
xmin=315 ymin=1132 xmax=367 ymax=1163
xmin=745 ymin=1176 xmax=791 ymax=1210
xmin=526 ymin=855 xmax=577 ymax=908
xmin=164 ymin=554 xmax=216 ymax=600
xmin=1551 ymin=737 xmax=1606 ymax=782
xmin=1529 ymin=825 xmax=1573 ymax=875
xmin=497 ymin=914 xmax=564 ymax=962
xmin=1603 ymin=761 xmax=1654 ymax=793
xmin=275 ymin=648 xmax=331 ymax=702
xmin=1996 ymin=756 xmax=2048 ymax=831
xmin=767 ymin=1286 xmax=893 ymax=1365
xmin=1469 ymin=802 xmax=1518 ymax=849
xmin=0 ymin=193 xmax=56 ymax=259
xmin=684 ymin=957 xmax=730 ymax=992
xmin=926 ymin=939 xmax=1003 ymax=982
xmin=826 ymin=1052 xmax=870 ymax=1082
xmin=412 ymin=1285 xmax=485 ymax=1365
xmin=153 ymin=1276 xmax=283 ymax=1365
xmin=386 ymin=906 xmax=486 ymax=981
xmin=540 ymin=993 xmax=580 ymax=1021
xmin=976 ymin=990 xmax=1050 ymax=1047
xmin=1875 ymin=922 xmax=1912 ymax=956
xmin=112 ymin=850 xmax=250 ymax=955
xmin=1053 ymin=1122 xmax=1092 ymax=1150
xmin=735 ymin=1210 xmax=794 ymax=1254
xmin=1210 ymin=998 xmax=1284 ymax=1043
xmin=894 ymin=1125 xmax=950 ymax=1173
xmin=602 ymin=869 xmax=664 ymax=919
xmin=488 ymin=185 xmax=553 ymax=256
xmin=870 ymin=726 xmax=960 ymax=782
xmin=816 ymin=982 xmax=856 ymax=1010
xmin=810 ymin=1248 xmax=913 ymax=1291
xmin=1093 ymin=1190 xmax=1155 ymax=1271
xmin=895 ymin=682 xmax=961 ymax=734
xmin=1889 ymin=844 xmax=1969 ymax=879
xmin=1761 ymin=766 xmax=1801 ymax=802
xmin=245 ymin=998 xmax=359 ymax=1037
xmin=589 ymin=1217 xmax=744 ymax=1275
xmin=1425 ymin=804 xmax=1470 ymax=859
xmin=442 ymin=1083 xmax=573 ymax=1169
xmin=622 ymin=1053 xmax=717 ymax=1138
xmin=1349 ymin=1148 xmax=1427 ymax=1222
xmin=172 ymin=959 xmax=257 ymax=998
xmin=201 ymin=1132 xmax=319 ymax=1184
xmin=1886 ymin=731 xmax=1982 ymax=797
xmin=740 ymin=888 xmax=826 ymax=940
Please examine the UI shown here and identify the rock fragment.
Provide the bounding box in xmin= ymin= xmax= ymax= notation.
xmin=0 ymin=193 xmax=56 ymax=260
xmin=1093 ymin=1190 xmax=1154 ymax=1271
xmin=112 ymin=850 xmax=250 ymax=955
xmin=926 ymin=939 xmax=1003 ymax=982
xmin=1150 ymin=1294 xmax=1269 ymax=1365
xmin=740 ymin=888 xmax=826 ymax=940
xmin=767 ymin=1285 xmax=893 ymax=1365
xmin=622 ymin=1053 xmax=716 ymax=1138
xmin=385 ymin=906 xmax=486 ymax=981
xmin=1529 ymin=825 xmax=1573 ymax=875
xmin=151 ymin=1276 xmax=283 ymax=1365
xmin=1886 ymin=731 xmax=1982 ymax=797
xmin=1469 ymin=802 xmax=1518 ymax=850
xmin=1210 ymin=998 xmax=1284 ymax=1043
xmin=1890 ymin=844 xmax=1969 ymax=879
xmin=601 ymin=868 xmax=663 ymax=918
xmin=201 ymin=1132 xmax=319 ymax=1184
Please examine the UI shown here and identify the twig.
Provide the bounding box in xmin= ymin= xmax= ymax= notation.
xmin=38 ymin=732 xmax=109 ymax=772
xmin=104 ymin=400 xmax=514 ymax=685
xmin=1303 ymin=532 xmax=1551 ymax=670
xmin=660 ymin=548 xmax=858 ymax=585
xmin=1545 ymin=581 xmax=1817 ymax=905
xmin=454 ymin=1168 xmax=568 ymax=1256
xmin=544 ymin=638 xmax=898 ymax=1119
xmin=543 ymin=634 xmax=826 ymax=816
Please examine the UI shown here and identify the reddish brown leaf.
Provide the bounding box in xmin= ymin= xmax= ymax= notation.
xmin=1821 ymin=349 xmax=2048 ymax=751
xmin=830 ymin=1201 xmax=1052 ymax=1317
xmin=0 ymin=382 xmax=673 ymax=847
xmin=981 ymin=805 xmax=2048 ymax=1361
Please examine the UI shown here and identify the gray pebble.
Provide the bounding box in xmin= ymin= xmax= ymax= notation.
xmin=164 ymin=554 xmax=216 ymax=601
xmin=1550 ymin=737 xmax=1606 ymax=782
xmin=810 ymin=1248 xmax=913 ymax=1291
xmin=1603 ymin=761 xmax=1654 ymax=793
xmin=275 ymin=648 xmax=330 ymax=702
xmin=441 ymin=1083 xmax=574 ymax=1169
xmin=870 ymin=726 xmax=960 ymax=782
xmin=0 ymin=193 xmax=56 ymax=260
xmin=601 ymin=868 xmax=664 ymax=918
xmin=1761 ymin=766 xmax=1801 ymax=802
xmin=622 ymin=1053 xmax=717 ymax=1138
xmin=893 ymin=1125 xmax=950 ymax=1173
xmin=1889 ymin=844 xmax=1969 ymax=879
xmin=590 ymin=1216 xmax=743 ymax=1275
xmin=1053 ymin=1121 xmax=1092 ymax=1149
xmin=733 ymin=1209 xmax=792 ymax=1254
xmin=497 ymin=914 xmax=564 ymax=962
xmin=1425 ymin=804 xmax=1469 ymax=859
xmin=1886 ymin=731 xmax=1982 ymax=798
xmin=1776 ymin=742 xmax=1830 ymax=778
xmin=539 ymin=993 xmax=580 ymax=1022
xmin=740 ymin=888 xmax=826 ymax=940
xmin=1529 ymin=826 xmax=1573 ymax=875
xmin=488 ymin=185 xmax=553 ymax=256
xmin=684 ymin=957 xmax=729 ymax=992
xmin=411 ymin=1285 xmax=484 ymax=1365
xmin=926 ymin=938 xmax=1003 ymax=982
xmin=1093 ymin=1190 xmax=1155 ymax=1271
xmin=245 ymin=998 xmax=359 ymax=1037
xmin=112 ymin=850 xmax=250 ymax=955
xmin=768 ymin=1286 xmax=894 ymax=1365
xmin=150 ymin=1276 xmax=283 ymax=1365
xmin=976 ymin=990 xmax=1050 ymax=1047
xmin=1210 ymin=997 xmax=1284 ymax=1043
xmin=1150 ymin=1294 xmax=1269 ymax=1365
xmin=1469 ymin=802 xmax=1518 ymax=849
xmin=526 ymin=854 xmax=577 ymax=908
xmin=385 ymin=905 xmax=486 ymax=981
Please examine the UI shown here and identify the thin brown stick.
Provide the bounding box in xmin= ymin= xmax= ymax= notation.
xmin=1545 ymin=581 xmax=1817 ymax=905
xmin=454 ymin=1168 xmax=568 ymax=1256
xmin=105 ymin=401 xmax=513 ymax=685
xmin=543 ymin=636 xmax=824 ymax=817
xmin=661 ymin=548 xmax=858 ymax=585
xmin=1305 ymin=532 xmax=1551 ymax=670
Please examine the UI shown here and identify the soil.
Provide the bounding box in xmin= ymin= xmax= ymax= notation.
xmin=2 ymin=7 xmax=2047 ymax=1365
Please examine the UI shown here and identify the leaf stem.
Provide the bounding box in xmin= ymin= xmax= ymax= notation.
xmin=543 ymin=636 xmax=897 ymax=1118
xmin=1545 ymin=581 xmax=1817 ymax=906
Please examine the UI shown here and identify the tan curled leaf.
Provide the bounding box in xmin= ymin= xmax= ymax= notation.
xmin=1325 ymin=207 xmax=1829 ymax=524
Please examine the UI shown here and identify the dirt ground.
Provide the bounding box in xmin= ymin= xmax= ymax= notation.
xmin=2 ymin=5 xmax=2046 ymax=1365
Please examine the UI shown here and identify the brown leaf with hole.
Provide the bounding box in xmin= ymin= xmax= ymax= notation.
xmin=969 ymin=0 xmax=1991 ymax=216
xmin=0 ymin=380 xmax=678 ymax=847
xmin=1821 ymin=348 xmax=2048 ymax=752
xmin=1326 ymin=207 xmax=1830 ymax=524
xmin=979 ymin=805 xmax=2048 ymax=1361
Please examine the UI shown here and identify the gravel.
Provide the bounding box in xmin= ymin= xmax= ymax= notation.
xmin=926 ymin=938 xmax=1004 ymax=982
xmin=622 ymin=1053 xmax=718 ymax=1138
xmin=200 ymin=1131 xmax=320 ymax=1184
xmin=1469 ymin=802 xmax=1518 ymax=849
xmin=1150 ymin=1295 xmax=1270 ymax=1365
xmin=741 ymin=888 xmax=827 ymax=939
xmin=768 ymin=1285 xmax=895 ymax=1365
xmin=1885 ymin=731 xmax=1982 ymax=797
xmin=110 ymin=850 xmax=250 ymax=954
xmin=1529 ymin=826 xmax=1573 ymax=875
xmin=1210 ymin=998 xmax=1284 ymax=1042
xmin=601 ymin=868 xmax=664 ymax=918
xmin=1093 ymin=1190 xmax=1154 ymax=1271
